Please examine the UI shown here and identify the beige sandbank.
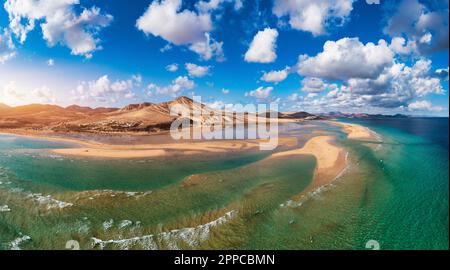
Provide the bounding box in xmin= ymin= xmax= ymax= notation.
xmin=328 ymin=121 xmax=376 ymax=140
xmin=270 ymin=136 xmax=348 ymax=203
xmin=270 ymin=136 xmax=342 ymax=169
xmin=51 ymin=137 xmax=298 ymax=159
xmin=1 ymin=129 xmax=299 ymax=158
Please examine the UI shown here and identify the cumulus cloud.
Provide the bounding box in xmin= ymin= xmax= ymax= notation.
xmin=297 ymin=37 xmax=394 ymax=81
xmin=4 ymin=0 xmax=113 ymax=58
xmin=408 ymin=100 xmax=444 ymax=112
xmin=389 ymin=37 xmax=414 ymax=56
xmin=301 ymin=77 xmax=338 ymax=93
xmin=196 ymin=0 xmax=244 ymax=13
xmin=222 ymin=88 xmax=230 ymax=94
xmin=166 ymin=63 xmax=179 ymax=72
xmin=147 ymin=76 xmax=195 ymax=97
xmin=136 ymin=0 xmax=224 ymax=61
xmin=185 ymin=63 xmax=211 ymax=77
xmin=245 ymin=86 xmax=273 ymax=99
xmin=290 ymin=58 xmax=446 ymax=112
xmin=244 ymin=28 xmax=278 ymax=63
xmin=0 ymin=29 xmax=16 ymax=63
xmin=384 ymin=0 xmax=449 ymax=55
xmin=206 ymin=100 xmax=226 ymax=110
xmin=32 ymin=86 xmax=56 ymax=104
xmin=72 ymin=75 xmax=140 ymax=103
xmin=1 ymin=81 xmax=56 ymax=105
xmin=136 ymin=0 xmax=211 ymax=45
xmin=260 ymin=67 xmax=290 ymax=83
xmin=188 ymin=33 xmax=225 ymax=61
xmin=273 ymin=0 xmax=354 ymax=36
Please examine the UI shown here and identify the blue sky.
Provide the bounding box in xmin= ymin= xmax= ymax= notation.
xmin=0 ymin=0 xmax=448 ymax=116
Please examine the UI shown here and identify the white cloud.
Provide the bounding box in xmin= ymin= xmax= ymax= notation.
xmin=1 ymin=81 xmax=57 ymax=105
xmin=1 ymin=81 xmax=24 ymax=105
xmin=132 ymin=74 xmax=143 ymax=87
xmin=222 ymin=88 xmax=230 ymax=94
xmin=288 ymin=93 xmax=300 ymax=101
xmin=297 ymin=37 xmax=394 ymax=80
xmin=290 ymin=58 xmax=445 ymax=112
xmin=244 ymin=28 xmax=278 ymax=63
xmin=4 ymin=0 xmax=113 ymax=58
xmin=389 ymin=37 xmax=414 ymax=56
xmin=260 ymin=67 xmax=290 ymax=83
xmin=301 ymin=77 xmax=337 ymax=93
xmin=46 ymin=58 xmax=54 ymax=66
xmin=207 ymin=100 xmax=225 ymax=110
xmin=384 ymin=0 xmax=449 ymax=55
xmin=136 ymin=0 xmax=212 ymax=45
xmin=408 ymin=100 xmax=443 ymax=112
xmin=245 ymin=86 xmax=273 ymax=99
xmin=273 ymin=0 xmax=354 ymax=36
xmin=32 ymin=85 xmax=56 ymax=104
xmin=147 ymin=76 xmax=195 ymax=97
xmin=136 ymin=0 xmax=224 ymax=61
xmin=196 ymin=0 xmax=244 ymax=13
xmin=72 ymin=75 xmax=140 ymax=103
xmin=166 ymin=63 xmax=179 ymax=72
xmin=189 ymin=33 xmax=224 ymax=61
xmin=185 ymin=63 xmax=210 ymax=78
xmin=435 ymin=67 xmax=449 ymax=81
xmin=0 ymin=29 xmax=16 ymax=63
xmin=160 ymin=43 xmax=172 ymax=52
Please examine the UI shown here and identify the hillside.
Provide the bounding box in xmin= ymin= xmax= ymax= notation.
xmin=0 ymin=97 xmax=322 ymax=133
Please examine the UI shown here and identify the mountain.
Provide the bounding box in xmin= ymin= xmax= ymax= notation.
xmin=320 ymin=112 xmax=409 ymax=119
xmin=53 ymin=97 xmax=203 ymax=133
xmin=0 ymin=103 xmax=10 ymax=110
xmin=65 ymin=105 xmax=118 ymax=114
xmin=0 ymin=103 xmax=116 ymax=130
xmin=0 ymin=97 xmax=324 ymax=133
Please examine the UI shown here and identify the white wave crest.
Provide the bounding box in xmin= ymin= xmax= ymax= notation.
xmin=92 ymin=210 xmax=238 ymax=250
xmin=9 ymin=235 xmax=31 ymax=250
xmin=27 ymin=193 xmax=73 ymax=210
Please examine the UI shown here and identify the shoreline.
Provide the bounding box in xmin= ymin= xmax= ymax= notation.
xmin=327 ymin=121 xmax=378 ymax=140
xmin=0 ymin=121 xmax=377 ymax=161
xmin=270 ymin=136 xmax=348 ymax=192
xmin=0 ymin=130 xmax=299 ymax=158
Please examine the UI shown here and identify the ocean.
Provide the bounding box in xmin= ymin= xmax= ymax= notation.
xmin=0 ymin=118 xmax=448 ymax=250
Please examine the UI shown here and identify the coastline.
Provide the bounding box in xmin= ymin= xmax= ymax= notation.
xmin=270 ymin=136 xmax=348 ymax=197
xmin=327 ymin=121 xmax=378 ymax=140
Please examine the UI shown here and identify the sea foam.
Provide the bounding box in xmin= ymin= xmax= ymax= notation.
xmin=27 ymin=193 xmax=74 ymax=210
xmin=92 ymin=210 xmax=238 ymax=250
xmin=0 ymin=205 xmax=11 ymax=212
xmin=9 ymin=235 xmax=31 ymax=250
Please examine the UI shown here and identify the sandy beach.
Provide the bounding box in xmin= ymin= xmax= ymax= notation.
xmin=270 ymin=136 xmax=342 ymax=169
xmin=270 ymin=136 xmax=348 ymax=203
xmin=328 ymin=121 xmax=377 ymax=140
xmin=48 ymin=137 xmax=298 ymax=158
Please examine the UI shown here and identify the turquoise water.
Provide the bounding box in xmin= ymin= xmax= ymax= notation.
xmin=0 ymin=119 xmax=448 ymax=250
xmin=0 ymin=134 xmax=270 ymax=192
xmin=338 ymin=118 xmax=449 ymax=249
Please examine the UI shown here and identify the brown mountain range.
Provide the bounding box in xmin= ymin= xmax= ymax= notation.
xmin=0 ymin=97 xmax=321 ymax=133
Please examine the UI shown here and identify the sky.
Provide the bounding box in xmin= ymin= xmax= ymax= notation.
xmin=0 ymin=0 xmax=448 ymax=116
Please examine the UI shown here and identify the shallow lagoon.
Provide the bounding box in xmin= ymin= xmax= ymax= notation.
xmin=0 ymin=119 xmax=448 ymax=250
